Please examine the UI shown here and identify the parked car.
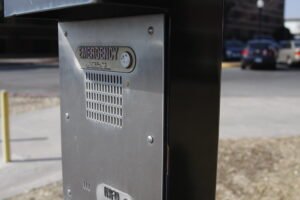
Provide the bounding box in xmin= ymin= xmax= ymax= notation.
xmin=277 ymin=40 xmax=300 ymax=66
xmin=253 ymin=35 xmax=276 ymax=41
xmin=223 ymin=40 xmax=245 ymax=61
xmin=241 ymin=39 xmax=279 ymax=69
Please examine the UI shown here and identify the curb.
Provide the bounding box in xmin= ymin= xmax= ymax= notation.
xmin=0 ymin=58 xmax=58 ymax=65
xmin=222 ymin=62 xmax=241 ymax=69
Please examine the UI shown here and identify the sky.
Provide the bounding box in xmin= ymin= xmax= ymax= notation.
xmin=285 ymin=0 xmax=300 ymax=19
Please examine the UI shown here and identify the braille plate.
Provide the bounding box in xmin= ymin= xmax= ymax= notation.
xmin=97 ymin=184 xmax=133 ymax=200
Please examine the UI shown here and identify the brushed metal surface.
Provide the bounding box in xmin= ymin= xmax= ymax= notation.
xmin=59 ymin=15 xmax=165 ymax=200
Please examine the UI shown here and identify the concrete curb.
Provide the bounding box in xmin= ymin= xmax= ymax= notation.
xmin=0 ymin=58 xmax=58 ymax=66
xmin=222 ymin=62 xmax=241 ymax=69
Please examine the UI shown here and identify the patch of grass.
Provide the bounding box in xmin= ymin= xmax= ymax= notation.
xmin=6 ymin=182 xmax=63 ymax=200
xmin=9 ymin=95 xmax=60 ymax=114
xmin=7 ymin=137 xmax=300 ymax=200
xmin=217 ymin=137 xmax=300 ymax=200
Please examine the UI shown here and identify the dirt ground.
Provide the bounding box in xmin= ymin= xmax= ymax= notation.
xmin=6 ymin=136 xmax=300 ymax=200
xmin=6 ymin=182 xmax=63 ymax=200
xmin=217 ymin=137 xmax=300 ymax=200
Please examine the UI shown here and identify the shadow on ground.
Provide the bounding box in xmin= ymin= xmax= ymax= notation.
xmin=0 ymin=137 xmax=48 ymax=143
xmin=12 ymin=157 xmax=61 ymax=163
xmin=0 ymin=64 xmax=58 ymax=71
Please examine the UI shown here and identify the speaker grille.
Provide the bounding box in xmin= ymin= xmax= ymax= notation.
xmin=85 ymin=71 xmax=123 ymax=128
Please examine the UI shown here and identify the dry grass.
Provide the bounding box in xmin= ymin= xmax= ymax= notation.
xmin=6 ymin=182 xmax=63 ymax=200
xmin=217 ymin=137 xmax=300 ymax=200
xmin=9 ymin=95 xmax=60 ymax=114
xmin=6 ymin=137 xmax=300 ymax=200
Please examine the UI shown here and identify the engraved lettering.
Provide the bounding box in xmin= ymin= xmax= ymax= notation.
xmin=79 ymin=46 xmax=119 ymax=61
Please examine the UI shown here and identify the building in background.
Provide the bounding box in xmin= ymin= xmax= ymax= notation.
xmin=224 ymin=0 xmax=285 ymax=41
xmin=0 ymin=0 xmax=57 ymax=58
xmin=0 ymin=0 xmax=287 ymax=57
xmin=285 ymin=19 xmax=300 ymax=38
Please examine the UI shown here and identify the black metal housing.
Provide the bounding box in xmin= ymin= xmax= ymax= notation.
xmin=167 ymin=1 xmax=223 ymax=199
xmin=4 ymin=1 xmax=223 ymax=199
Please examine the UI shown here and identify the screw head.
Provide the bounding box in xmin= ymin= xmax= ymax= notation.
xmin=67 ymin=188 xmax=72 ymax=197
xmin=147 ymin=136 xmax=154 ymax=144
xmin=65 ymin=113 xmax=70 ymax=120
xmin=148 ymin=26 xmax=154 ymax=35
xmin=126 ymin=81 xmax=130 ymax=87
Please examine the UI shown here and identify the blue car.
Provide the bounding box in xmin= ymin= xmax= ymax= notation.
xmin=223 ymin=40 xmax=245 ymax=61
xmin=241 ymin=39 xmax=279 ymax=69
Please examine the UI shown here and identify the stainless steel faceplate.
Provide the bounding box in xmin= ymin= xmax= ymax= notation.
xmin=59 ymin=15 xmax=165 ymax=200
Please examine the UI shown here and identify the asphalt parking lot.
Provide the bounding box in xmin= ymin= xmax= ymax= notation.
xmin=221 ymin=65 xmax=300 ymax=138
xmin=0 ymin=64 xmax=59 ymax=96
xmin=0 ymin=63 xmax=299 ymax=138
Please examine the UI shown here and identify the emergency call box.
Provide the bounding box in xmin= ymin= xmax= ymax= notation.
xmin=60 ymin=15 xmax=165 ymax=200
xmin=4 ymin=1 xmax=224 ymax=200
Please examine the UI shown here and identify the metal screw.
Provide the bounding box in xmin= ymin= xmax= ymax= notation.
xmin=147 ymin=136 xmax=154 ymax=144
xmin=148 ymin=26 xmax=154 ymax=35
xmin=67 ymin=188 xmax=72 ymax=197
xmin=64 ymin=31 xmax=68 ymax=37
xmin=126 ymin=81 xmax=130 ymax=87
xmin=65 ymin=113 xmax=70 ymax=120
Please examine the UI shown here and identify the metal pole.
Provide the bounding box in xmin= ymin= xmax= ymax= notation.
xmin=259 ymin=8 xmax=262 ymax=37
xmin=1 ymin=91 xmax=11 ymax=163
